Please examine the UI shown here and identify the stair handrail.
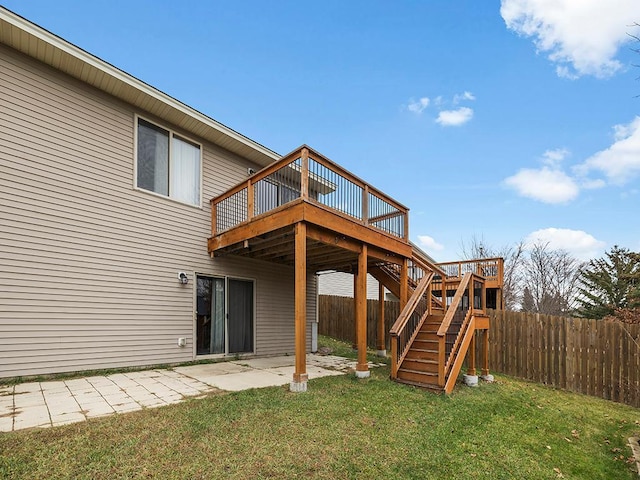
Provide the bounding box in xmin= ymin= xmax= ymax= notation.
xmin=443 ymin=314 xmax=476 ymax=394
xmin=389 ymin=271 xmax=434 ymax=377
xmin=436 ymin=272 xmax=472 ymax=337
xmin=436 ymin=272 xmax=472 ymax=386
xmin=443 ymin=306 xmax=473 ymax=377
xmin=436 ymin=272 xmax=486 ymax=388
xmin=409 ymin=245 xmax=447 ymax=279
xmin=376 ymin=258 xmax=444 ymax=312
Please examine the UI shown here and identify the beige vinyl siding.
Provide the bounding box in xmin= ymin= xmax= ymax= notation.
xmin=318 ymin=272 xmax=382 ymax=300
xmin=0 ymin=43 xmax=311 ymax=378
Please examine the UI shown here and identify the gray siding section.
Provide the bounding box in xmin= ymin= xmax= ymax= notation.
xmin=318 ymin=272 xmax=382 ymax=300
xmin=0 ymin=44 xmax=312 ymax=378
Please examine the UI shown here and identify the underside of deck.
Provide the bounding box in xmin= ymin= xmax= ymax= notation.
xmin=209 ymin=199 xmax=412 ymax=273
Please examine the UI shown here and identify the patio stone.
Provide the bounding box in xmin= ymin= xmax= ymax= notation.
xmin=1 ymin=353 xmax=381 ymax=431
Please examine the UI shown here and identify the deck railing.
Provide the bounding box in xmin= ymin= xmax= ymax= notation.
xmin=211 ymin=146 xmax=409 ymax=241
xmin=436 ymin=257 xmax=504 ymax=286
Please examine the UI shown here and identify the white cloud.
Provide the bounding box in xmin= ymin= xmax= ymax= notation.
xmin=407 ymin=97 xmax=430 ymax=114
xmin=436 ymin=107 xmax=474 ymax=127
xmin=576 ymin=116 xmax=640 ymax=184
xmin=504 ymin=166 xmax=579 ymax=203
xmin=525 ymin=227 xmax=606 ymax=260
xmin=453 ymin=91 xmax=476 ymax=104
xmin=417 ymin=235 xmax=444 ymax=253
xmin=580 ymin=178 xmax=606 ymax=190
xmin=500 ymin=0 xmax=638 ymax=78
xmin=541 ymin=148 xmax=569 ymax=166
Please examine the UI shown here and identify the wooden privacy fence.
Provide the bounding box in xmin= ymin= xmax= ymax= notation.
xmin=486 ymin=310 xmax=640 ymax=408
xmin=318 ymin=295 xmax=399 ymax=349
xmin=318 ymin=296 xmax=640 ymax=408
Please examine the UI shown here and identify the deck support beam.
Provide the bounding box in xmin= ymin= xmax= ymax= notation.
xmin=466 ymin=332 xmax=476 ymax=376
xmin=376 ymin=282 xmax=386 ymax=357
xmin=291 ymin=222 xmax=308 ymax=392
xmin=481 ymin=329 xmax=492 ymax=380
xmin=463 ymin=331 xmax=479 ymax=387
xmin=355 ymin=244 xmax=370 ymax=378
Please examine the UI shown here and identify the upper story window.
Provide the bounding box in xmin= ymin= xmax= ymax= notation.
xmin=136 ymin=117 xmax=201 ymax=206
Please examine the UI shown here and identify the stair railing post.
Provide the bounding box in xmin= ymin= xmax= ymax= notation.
xmin=391 ymin=334 xmax=398 ymax=378
xmin=438 ymin=335 xmax=446 ymax=386
xmin=481 ymin=279 xmax=486 ymax=313
xmin=400 ymin=258 xmax=409 ymax=311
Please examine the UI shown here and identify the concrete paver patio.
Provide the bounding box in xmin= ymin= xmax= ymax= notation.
xmin=0 ymin=354 xmax=383 ymax=432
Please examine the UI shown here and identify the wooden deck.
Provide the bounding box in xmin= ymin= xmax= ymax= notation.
xmin=208 ymin=145 xmax=502 ymax=392
xmin=209 ymin=145 xmax=412 ymax=272
xmin=208 ymin=145 xmax=415 ymax=389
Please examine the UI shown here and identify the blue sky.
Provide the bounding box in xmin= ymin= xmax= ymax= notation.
xmin=4 ymin=0 xmax=640 ymax=261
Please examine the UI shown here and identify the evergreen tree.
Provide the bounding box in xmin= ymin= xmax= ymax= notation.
xmin=521 ymin=287 xmax=536 ymax=312
xmin=576 ymin=246 xmax=640 ymax=319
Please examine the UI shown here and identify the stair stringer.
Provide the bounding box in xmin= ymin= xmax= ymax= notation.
xmin=442 ymin=315 xmax=476 ymax=394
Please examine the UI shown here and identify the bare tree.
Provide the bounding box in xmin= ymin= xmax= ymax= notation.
xmin=630 ymin=22 xmax=640 ymax=96
xmin=521 ymin=242 xmax=583 ymax=315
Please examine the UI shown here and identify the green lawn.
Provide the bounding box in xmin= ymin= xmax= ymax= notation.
xmin=1 ymin=340 xmax=638 ymax=479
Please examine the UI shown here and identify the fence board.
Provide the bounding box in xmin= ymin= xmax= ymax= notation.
xmin=587 ymin=319 xmax=595 ymax=397
xmin=611 ymin=323 xmax=618 ymax=402
xmin=581 ymin=318 xmax=589 ymax=395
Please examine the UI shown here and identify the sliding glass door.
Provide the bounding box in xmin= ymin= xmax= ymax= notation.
xmin=196 ymin=276 xmax=254 ymax=356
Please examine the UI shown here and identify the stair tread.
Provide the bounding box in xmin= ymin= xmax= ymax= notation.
xmin=398 ymin=367 xmax=438 ymax=377
xmin=403 ymin=358 xmax=438 ymax=365
xmin=394 ymin=377 xmax=443 ymax=392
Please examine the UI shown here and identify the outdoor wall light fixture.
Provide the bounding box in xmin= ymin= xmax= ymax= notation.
xmin=177 ymin=272 xmax=189 ymax=285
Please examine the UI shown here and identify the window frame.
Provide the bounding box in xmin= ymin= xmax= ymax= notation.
xmin=133 ymin=114 xmax=203 ymax=208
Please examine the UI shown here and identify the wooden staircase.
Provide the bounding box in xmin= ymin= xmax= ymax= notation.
xmin=395 ymin=315 xmax=442 ymax=391
xmin=372 ymin=248 xmax=490 ymax=393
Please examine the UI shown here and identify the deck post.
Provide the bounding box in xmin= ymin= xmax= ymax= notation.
xmin=467 ymin=333 xmax=476 ymax=376
xmin=399 ymin=258 xmax=409 ymax=312
xmin=246 ymin=180 xmax=254 ymax=220
xmin=441 ymin=278 xmax=447 ymax=314
xmin=210 ymin=199 xmax=217 ymax=237
xmin=300 ymin=148 xmax=309 ymax=200
xmin=481 ymin=329 xmax=493 ymax=381
xmin=355 ymin=244 xmax=370 ymax=378
xmin=352 ymin=273 xmax=358 ymax=350
xmin=362 ymin=185 xmax=369 ymax=226
xmin=463 ymin=331 xmax=478 ymax=387
xmin=376 ymin=282 xmax=386 ymax=357
xmin=291 ymin=221 xmax=308 ymax=392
